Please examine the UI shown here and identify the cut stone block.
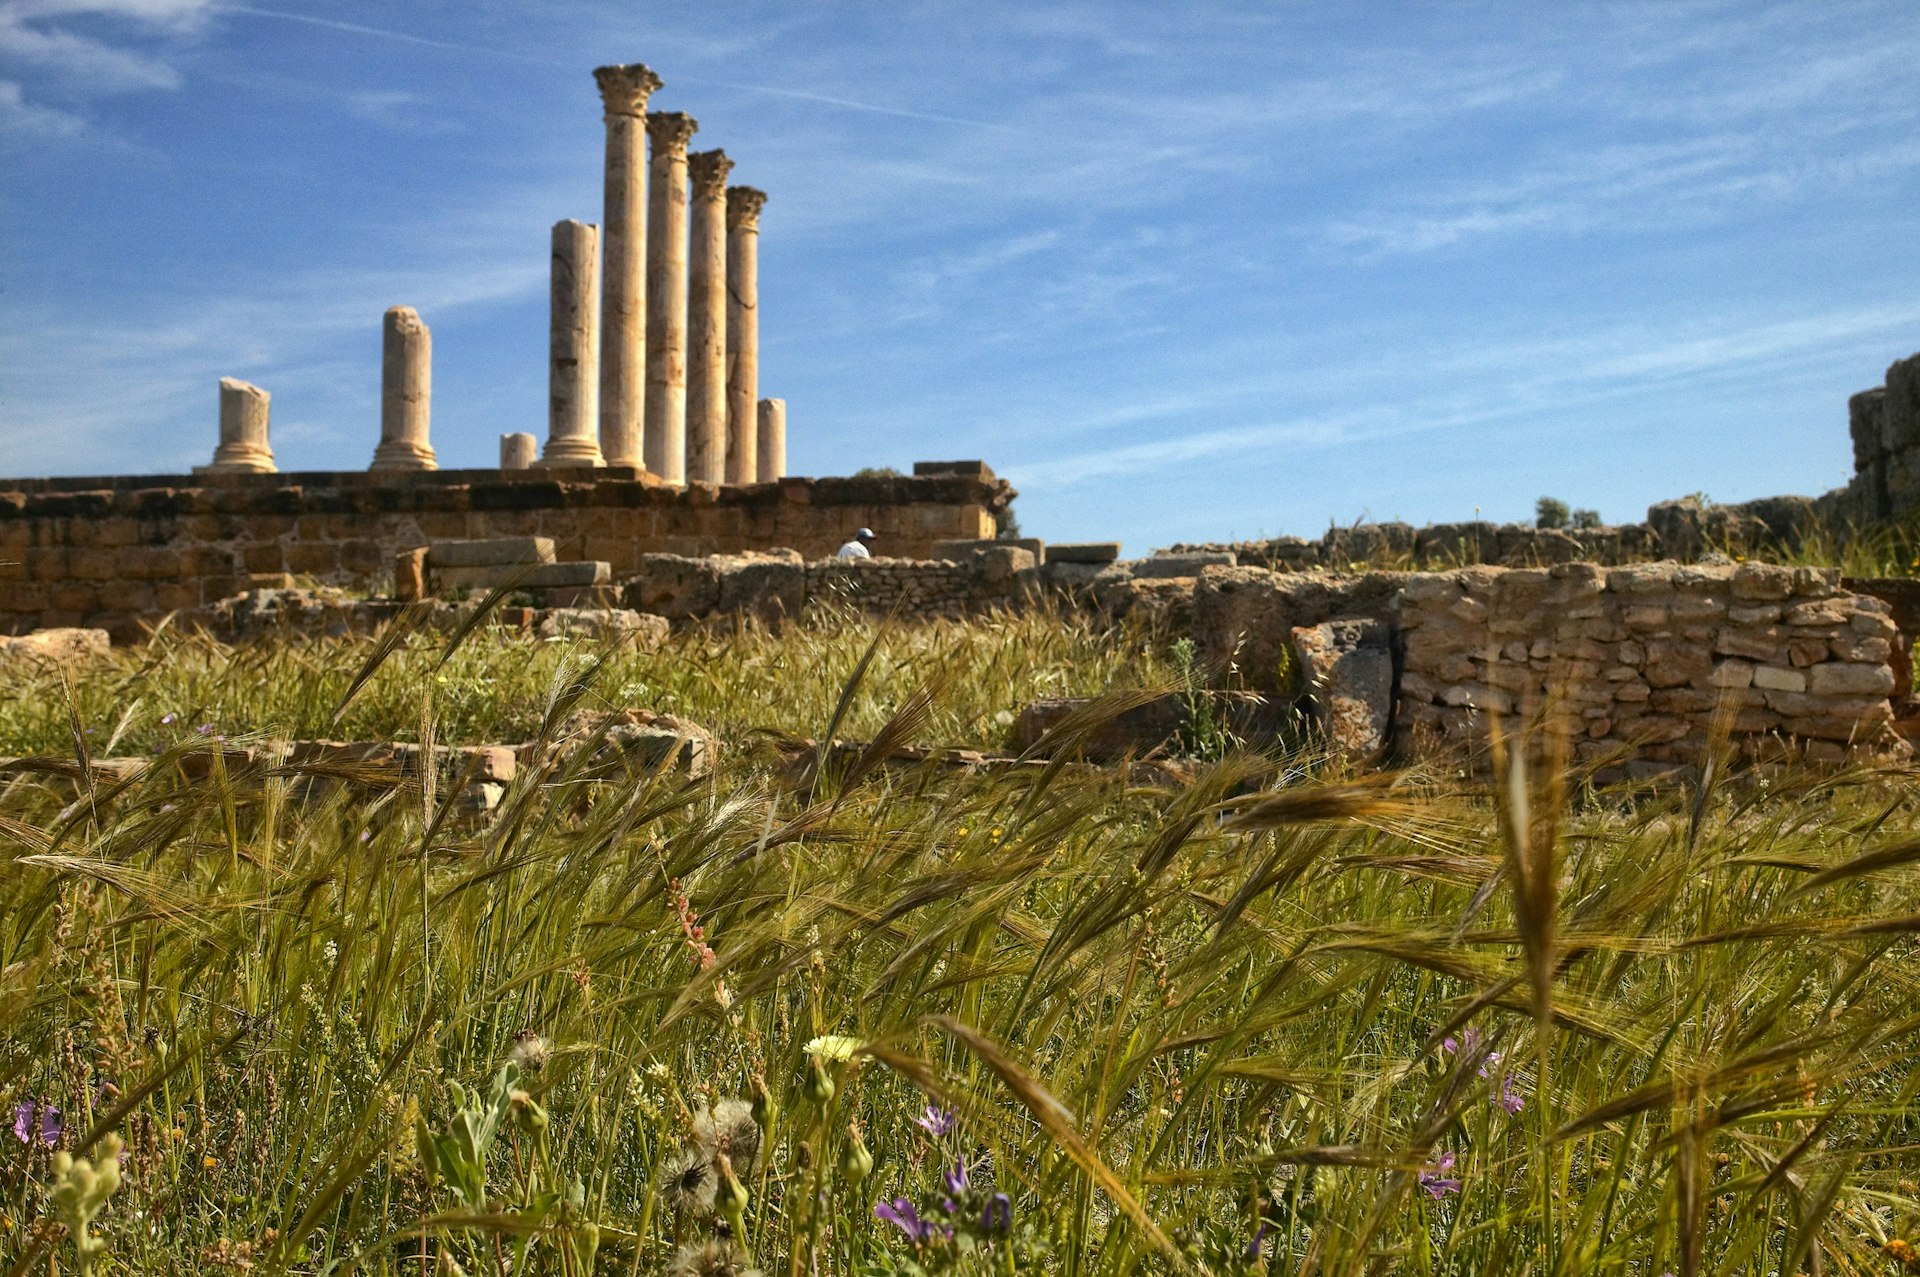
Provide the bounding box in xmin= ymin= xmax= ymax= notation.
xmin=931 ymin=537 xmax=1044 ymax=563
xmin=433 ymin=560 xmax=608 ymax=591
xmin=1130 ymin=551 xmax=1237 ymax=579
xmin=535 ymin=608 xmax=669 ymax=649
xmin=427 ymin=537 xmax=555 ymax=568
xmin=1009 ymin=693 xmax=1186 ymax=761
xmin=1292 ymin=619 xmax=1393 ymax=761
xmin=1047 ymin=542 xmax=1122 ymax=564
xmin=913 ymin=460 xmax=995 ymax=479
xmin=0 ymin=627 xmax=111 ymax=669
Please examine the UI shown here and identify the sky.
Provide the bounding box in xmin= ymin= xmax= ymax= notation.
xmin=3 ymin=1 xmax=1919 ymax=551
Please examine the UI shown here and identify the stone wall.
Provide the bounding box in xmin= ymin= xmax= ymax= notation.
xmin=0 ymin=466 xmax=1011 ymax=639
xmin=1396 ymin=562 xmax=1906 ymax=770
xmin=623 ymin=546 xmax=1041 ymax=622
xmin=1837 ymin=350 xmax=1920 ymax=522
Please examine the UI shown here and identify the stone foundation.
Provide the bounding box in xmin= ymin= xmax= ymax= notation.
xmin=0 ymin=466 xmax=1011 ymax=639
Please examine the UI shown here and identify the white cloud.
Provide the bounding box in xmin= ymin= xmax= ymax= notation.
xmin=0 ymin=75 xmax=81 ymax=132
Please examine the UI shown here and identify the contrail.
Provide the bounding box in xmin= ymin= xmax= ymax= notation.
xmin=217 ymin=4 xmax=1014 ymax=131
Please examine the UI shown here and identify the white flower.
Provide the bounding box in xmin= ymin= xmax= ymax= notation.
xmin=803 ymin=1034 xmax=862 ymax=1062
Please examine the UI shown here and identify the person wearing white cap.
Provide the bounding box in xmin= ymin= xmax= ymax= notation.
xmin=836 ymin=527 xmax=876 ymax=559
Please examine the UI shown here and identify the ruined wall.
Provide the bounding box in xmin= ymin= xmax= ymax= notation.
xmin=0 ymin=467 xmax=1009 ymax=639
xmin=623 ymin=546 xmax=1041 ymax=622
xmin=1395 ymin=562 xmax=1908 ymax=770
xmin=1839 ymin=351 xmax=1920 ymax=522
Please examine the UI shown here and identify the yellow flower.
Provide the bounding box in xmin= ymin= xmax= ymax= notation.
xmin=170 ymin=1128 xmax=185 ymax=1142
xmin=202 ymin=1155 xmax=220 ymax=1171
xmin=1885 ymin=1238 xmax=1916 ymax=1264
xmin=989 ymin=827 xmax=1003 ymax=840
xmin=955 ymin=827 xmax=968 ymax=837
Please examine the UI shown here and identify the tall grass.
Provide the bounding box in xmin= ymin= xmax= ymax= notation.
xmin=1 ymin=614 xmax=1917 ymax=1275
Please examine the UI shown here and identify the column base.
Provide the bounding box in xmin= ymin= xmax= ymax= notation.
xmin=535 ymin=440 xmax=606 ymax=468
xmin=196 ymin=447 xmax=277 ymax=475
xmin=369 ymin=440 xmax=439 ymax=472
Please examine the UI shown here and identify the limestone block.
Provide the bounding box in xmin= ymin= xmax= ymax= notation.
xmin=1293 ymin=620 xmax=1394 ymax=761
xmin=1788 ymin=639 xmax=1830 ymax=668
xmin=435 ymin=561 xmax=608 ymax=592
xmin=1727 ymin=603 xmax=1783 ymax=625
xmin=1851 ymin=386 xmax=1889 ymax=469
xmin=1010 ymin=693 xmax=1187 ymax=761
xmin=1884 ymin=350 xmax=1920 ymax=453
xmin=0 ymin=627 xmax=110 ymax=670
xmin=1624 ymin=605 xmax=1670 ymax=632
xmin=1751 ymin=665 xmax=1806 ymax=693
xmin=1624 ymin=715 xmax=1690 ymax=744
xmin=933 ymin=537 xmax=1044 ymax=562
xmin=715 ymin=556 xmax=806 ymax=620
xmin=1707 ymin=660 xmax=1753 ymax=689
xmin=1784 ymin=601 xmax=1849 ymax=627
xmin=1714 ymin=628 xmax=1784 ymax=663
xmin=1047 ymin=542 xmax=1122 ymax=564
xmin=1831 ymin=633 xmax=1891 ymax=663
xmin=1650 ymin=688 xmax=1716 ymax=714
xmin=1131 ymin=551 xmax=1236 ymax=579
xmin=1791 ymin=567 xmax=1839 ymax=598
xmin=1613 ymin=681 xmax=1651 ymax=703
xmin=393 ymin=548 xmax=427 ymax=602
xmin=1442 ymin=683 xmax=1512 ymax=714
xmin=1807 ymin=662 xmax=1895 ymax=696
xmin=1730 ymin=562 xmax=1795 ymax=601
xmin=1848 ymin=609 xmax=1899 ymax=638
xmin=428 ymin=537 xmax=556 ymax=568
xmin=535 ymin=607 xmax=669 ymax=649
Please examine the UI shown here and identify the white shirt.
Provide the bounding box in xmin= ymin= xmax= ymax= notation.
xmin=836 ymin=540 xmax=872 ymax=559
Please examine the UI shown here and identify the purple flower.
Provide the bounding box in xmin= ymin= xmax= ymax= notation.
xmin=196 ymin=723 xmax=214 ymax=735
xmin=942 ymin=1158 xmax=970 ymax=1197
xmin=875 ymin=1196 xmax=936 ymax=1244
xmin=12 ymin=1100 xmax=60 ymax=1147
xmin=1418 ymin=1152 xmax=1461 ymax=1200
xmin=1441 ymin=1027 xmax=1479 ymax=1056
xmin=1498 ymin=1074 xmax=1526 ymax=1114
xmin=1478 ymin=1051 xmax=1503 ymax=1079
xmin=916 ymin=1104 xmax=955 ymax=1137
xmin=161 ymin=713 xmax=176 ymax=725
xmin=1245 ymin=1221 xmax=1269 ymax=1261
xmin=980 ymin=1192 xmax=1013 ymax=1235
xmin=360 ymin=829 xmax=372 ymax=844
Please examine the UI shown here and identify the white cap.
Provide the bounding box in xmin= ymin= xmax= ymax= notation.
xmin=856 ymin=527 xmax=875 ymax=539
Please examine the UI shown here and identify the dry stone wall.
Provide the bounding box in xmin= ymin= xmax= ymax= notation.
xmin=1395 ymin=562 xmax=1908 ymax=771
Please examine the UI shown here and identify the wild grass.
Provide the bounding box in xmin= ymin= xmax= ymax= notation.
xmin=1 ymin=612 xmax=1918 ymax=1276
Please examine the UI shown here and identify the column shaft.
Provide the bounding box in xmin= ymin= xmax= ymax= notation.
xmin=539 ymin=219 xmax=604 ymax=468
xmin=199 ymin=377 xmax=276 ymax=473
xmin=500 ymin=433 xmax=538 ymax=470
xmin=725 ymin=186 xmax=767 ymax=486
xmin=757 ymin=397 xmax=786 ymax=482
xmin=684 ymin=149 xmax=733 ymax=484
xmin=643 ymin=111 xmax=698 ymax=483
xmin=594 ymin=64 xmax=661 ymax=468
xmin=371 ymin=306 xmax=436 ymax=471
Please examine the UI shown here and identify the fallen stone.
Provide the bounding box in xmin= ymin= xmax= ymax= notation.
xmin=931 ymin=537 xmax=1044 ymax=563
xmin=0 ymin=627 xmax=110 ymax=669
xmin=535 ymin=608 xmax=669 ymax=649
xmin=1130 ymin=551 xmax=1237 ymax=579
xmin=1290 ymin=618 xmax=1392 ymax=761
xmin=1047 ymin=542 xmax=1122 ymax=564
xmin=427 ymin=537 xmax=556 ymax=568
xmin=434 ymin=560 xmax=609 ymax=591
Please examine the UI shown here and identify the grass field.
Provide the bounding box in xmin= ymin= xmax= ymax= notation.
xmin=2 ymin=611 xmax=1918 ymax=1276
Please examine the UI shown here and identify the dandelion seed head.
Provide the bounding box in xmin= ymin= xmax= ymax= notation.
xmin=664 ymin=1150 xmax=719 ymax=1217
xmin=507 ymin=1031 xmax=550 ymax=1073
xmin=691 ymin=1098 xmax=761 ymax=1176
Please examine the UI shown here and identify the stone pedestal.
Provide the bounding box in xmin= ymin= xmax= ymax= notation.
xmin=500 ymin=433 xmax=538 ymax=470
xmin=371 ymin=306 xmax=437 ymax=471
xmin=198 ymin=377 xmax=277 ymax=473
xmin=594 ymin=64 xmax=662 ymax=469
xmin=684 ymin=149 xmax=733 ymax=484
xmin=725 ymin=186 xmax=766 ymax=485
xmin=539 ymin=219 xmax=605 ymax=468
xmin=757 ymin=397 xmax=786 ymax=482
xmin=644 ymin=111 xmax=698 ymax=483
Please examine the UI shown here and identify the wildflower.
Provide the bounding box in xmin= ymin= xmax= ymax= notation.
xmin=941 ymin=1157 xmax=970 ymax=1205
xmin=980 ymin=1192 xmax=1013 ymax=1235
xmin=161 ymin=713 xmax=176 ymax=725
xmin=1418 ymin=1153 xmax=1461 ymax=1199
xmin=1886 ymin=1239 xmax=1917 ymax=1266
xmin=12 ymin=1100 xmax=60 ymax=1146
xmin=668 ymin=1238 xmax=764 ymax=1277
xmin=664 ymin=1150 xmax=719 ymax=1217
xmin=197 ymin=723 xmax=214 ymax=735
xmin=989 ymin=826 xmax=1003 ymax=840
xmin=507 ymin=1030 xmax=550 ymax=1073
xmin=1498 ymin=1074 xmax=1526 ymax=1114
xmin=804 ymin=1034 xmax=861 ymax=1062
xmin=955 ymin=826 xmax=969 ymax=837
xmin=692 ymin=1099 xmax=762 ymax=1176
xmin=916 ymin=1104 xmax=955 ymax=1137
xmin=203 ymin=1155 xmax=220 ymax=1170
xmin=875 ymin=1196 xmax=939 ymax=1245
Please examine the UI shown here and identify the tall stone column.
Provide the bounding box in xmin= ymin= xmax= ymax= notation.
xmin=684 ymin=149 xmax=733 ymax=484
xmin=199 ymin=377 xmax=276 ymax=473
xmin=539 ymin=219 xmax=605 ymax=468
xmin=371 ymin=306 xmax=437 ymax=471
xmin=725 ymin=186 xmax=767 ymax=486
xmin=594 ymin=63 xmax=662 ymax=469
xmin=757 ymin=397 xmax=786 ymax=482
xmin=500 ymin=433 xmax=537 ymax=470
xmin=643 ymin=111 xmax=698 ymax=483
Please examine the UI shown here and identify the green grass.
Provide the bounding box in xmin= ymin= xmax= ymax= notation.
xmin=1 ymin=613 xmax=1918 ymax=1276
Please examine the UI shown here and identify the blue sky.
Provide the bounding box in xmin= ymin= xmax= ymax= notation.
xmin=3 ymin=1 xmax=1918 ymax=550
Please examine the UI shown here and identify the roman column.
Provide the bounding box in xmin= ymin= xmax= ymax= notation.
xmin=593 ymin=63 xmax=662 ymax=469
xmin=757 ymin=397 xmax=786 ymax=482
xmin=684 ymin=149 xmax=733 ymax=484
xmin=725 ymin=186 xmax=767 ymax=485
xmin=539 ymin=219 xmax=604 ymax=468
xmin=370 ymin=306 xmax=437 ymax=471
xmin=500 ymin=433 xmax=537 ymax=470
xmin=199 ymin=377 xmax=276 ymax=473
xmin=643 ymin=111 xmax=698 ymax=483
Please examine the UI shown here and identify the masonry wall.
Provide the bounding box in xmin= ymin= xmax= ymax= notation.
xmin=1395 ymin=562 xmax=1908 ymax=769
xmin=0 ymin=468 xmax=1008 ymax=639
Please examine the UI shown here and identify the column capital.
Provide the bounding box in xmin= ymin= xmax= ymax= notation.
xmin=594 ymin=63 xmax=663 ymax=118
xmin=687 ymin=149 xmax=734 ymax=199
xmin=726 ymin=186 xmax=767 ymax=230
xmin=645 ymin=110 xmax=699 ymax=153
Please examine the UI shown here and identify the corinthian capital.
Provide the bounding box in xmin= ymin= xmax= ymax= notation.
xmin=726 ymin=186 xmax=767 ymax=231
xmin=687 ymin=149 xmax=735 ymax=199
xmin=645 ymin=111 xmax=699 ymax=154
xmin=594 ymin=63 xmax=663 ymax=117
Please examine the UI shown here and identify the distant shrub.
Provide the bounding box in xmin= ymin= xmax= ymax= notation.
xmin=1571 ymin=508 xmax=1603 ymax=529
xmin=1535 ymin=497 xmax=1570 ymax=530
